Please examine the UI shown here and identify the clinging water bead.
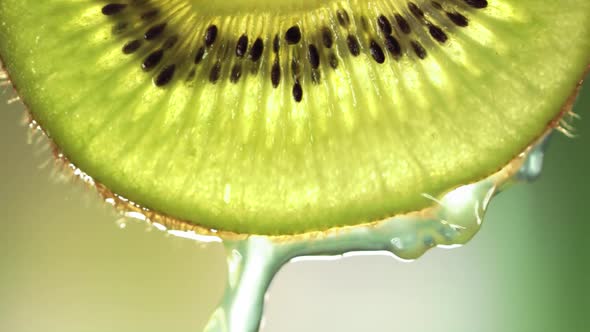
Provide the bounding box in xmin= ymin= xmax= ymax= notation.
xmin=0 ymin=0 xmax=589 ymax=235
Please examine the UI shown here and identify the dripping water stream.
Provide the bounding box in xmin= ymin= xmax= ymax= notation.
xmin=200 ymin=133 xmax=551 ymax=332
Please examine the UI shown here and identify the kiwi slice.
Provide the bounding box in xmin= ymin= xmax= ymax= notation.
xmin=0 ymin=0 xmax=588 ymax=236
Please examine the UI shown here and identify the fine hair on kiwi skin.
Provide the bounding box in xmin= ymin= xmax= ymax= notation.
xmin=0 ymin=0 xmax=589 ymax=236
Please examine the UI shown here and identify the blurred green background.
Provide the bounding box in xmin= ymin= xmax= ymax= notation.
xmin=0 ymin=82 xmax=589 ymax=332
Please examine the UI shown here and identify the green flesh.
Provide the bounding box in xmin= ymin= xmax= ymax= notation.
xmin=0 ymin=0 xmax=589 ymax=235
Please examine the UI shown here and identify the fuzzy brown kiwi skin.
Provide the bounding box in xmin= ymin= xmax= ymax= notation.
xmin=1 ymin=51 xmax=589 ymax=241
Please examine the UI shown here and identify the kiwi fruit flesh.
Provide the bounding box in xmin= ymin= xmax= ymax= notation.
xmin=0 ymin=0 xmax=588 ymax=235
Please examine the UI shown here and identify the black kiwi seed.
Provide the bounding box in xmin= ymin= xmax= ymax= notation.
xmin=122 ymin=39 xmax=142 ymax=54
xmin=273 ymin=34 xmax=280 ymax=53
xmin=377 ymin=15 xmax=392 ymax=35
xmin=411 ymin=41 xmax=427 ymax=59
xmin=347 ymin=35 xmax=361 ymax=56
xmin=408 ymin=3 xmax=425 ymax=19
xmin=428 ymin=24 xmax=448 ymax=43
xmin=328 ymin=53 xmax=339 ymax=69
xmin=308 ymin=44 xmax=320 ymax=69
xmin=384 ymin=35 xmax=402 ymax=57
xmin=369 ymin=40 xmax=385 ymax=64
xmin=292 ymin=81 xmax=303 ymax=102
xmin=142 ymin=49 xmax=164 ymax=71
xmin=236 ymin=34 xmax=248 ymax=57
xmin=186 ymin=68 xmax=196 ymax=82
xmin=271 ymin=59 xmax=281 ymax=88
xmin=447 ymin=12 xmax=469 ymax=27
xmin=322 ymin=27 xmax=333 ymax=48
xmin=205 ymin=25 xmax=218 ymax=47
xmin=249 ymin=38 xmax=264 ymax=62
xmin=337 ymin=10 xmax=350 ymax=27
xmin=209 ymin=62 xmax=221 ymax=83
xmin=285 ymin=26 xmax=302 ymax=45
xmin=102 ymin=4 xmax=127 ymax=16
xmin=464 ymin=0 xmax=488 ymax=9
xmin=431 ymin=1 xmax=443 ymax=10
xmin=194 ymin=46 xmax=205 ymax=64
xmin=230 ymin=64 xmax=242 ymax=83
xmin=155 ymin=64 xmax=175 ymax=87
xmin=141 ymin=9 xmax=159 ymax=20
xmin=395 ymin=14 xmax=411 ymax=34
xmin=145 ymin=23 xmax=166 ymax=40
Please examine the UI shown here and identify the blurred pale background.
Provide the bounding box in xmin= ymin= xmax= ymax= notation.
xmin=0 ymin=82 xmax=589 ymax=332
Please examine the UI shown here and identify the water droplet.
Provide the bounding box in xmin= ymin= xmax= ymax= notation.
xmin=152 ymin=222 xmax=167 ymax=231
xmin=124 ymin=211 xmax=147 ymax=221
xmin=115 ymin=219 xmax=127 ymax=229
xmin=516 ymin=133 xmax=552 ymax=182
xmin=224 ymin=183 xmax=232 ymax=204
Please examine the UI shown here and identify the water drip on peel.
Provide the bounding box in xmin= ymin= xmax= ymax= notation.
xmin=201 ymin=132 xmax=554 ymax=332
xmin=515 ymin=133 xmax=551 ymax=182
xmin=115 ymin=218 xmax=127 ymax=229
